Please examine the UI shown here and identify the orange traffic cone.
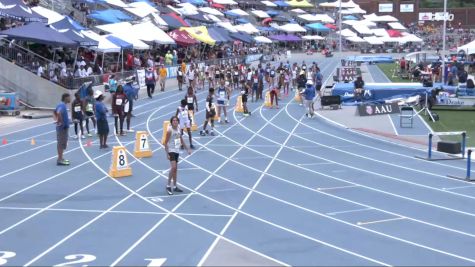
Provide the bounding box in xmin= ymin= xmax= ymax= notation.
xmin=2 ymin=138 xmax=7 ymax=145
xmin=31 ymin=138 xmax=36 ymax=145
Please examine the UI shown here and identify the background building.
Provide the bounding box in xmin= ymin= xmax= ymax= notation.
xmin=352 ymin=0 xmax=475 ymax=27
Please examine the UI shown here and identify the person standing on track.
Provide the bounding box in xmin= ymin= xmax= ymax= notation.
xmin=123 ymin=77 xmax=136 ymax=133
xmin=84 ymin=87 xmax=96 ymax=136
xmin=177 ymin=66 xmax=184 ymax=91
xmin=242 ymin=80 xmax=251 ymax=116
xmin=112 ymin=85 xmax=127 ymax=136
xmin=185 ymin=86 xmax=198 ymax=113
xmin=145 ymin=67 xmax=156 ymax=99
xmin=200 ymin=88 xmax=216 ymax=136
xmin=54 ymin=93 xmax=71 ymax=166
xmin=164 ymin=116 xmax=191 ymax=195
xmin=216 ymin=80 xmax=230 ymax=123
xmin=94 ymin=90 xmax=109 ymax=148
xmin=159 ymin=64 xmax=167 ymax=92
xmin=71 ymin=92 xmax=85 ymax=139
xmin=301 ymin=80 xmax=316 ymax=118
xmin=176 ymin=99 xmax=195 ymax=149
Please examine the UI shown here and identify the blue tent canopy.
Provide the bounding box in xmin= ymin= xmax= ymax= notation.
xmin=132 ymin=0 xmax=156 ymax=6
xmin=186 ymin=0 xmax=204 ymax=5
xmin=106 ymin=35 xmax=133 ymax=49
xmin=208 ymin=27 xmax=232 ymax=43
xmin=273 ymin=1 xmax=289 ymax=7
xmin=266 ymin=10 xmax=280 ymax=16
xmin=0 ymin=3 xmax=47 ymax=23
xmin=161 ymin=13 xmax=188 ymax=29
xmin=306 ymin=22 xmax=330 ymax=31
xmin=343 ymin=15 xmax=358 ymax=20
xmin=88 ymin=9 xmax=132 ymax=23
xmin=257 ymin=26 xmax=275 ymax=32
xmin=230 ymin=32 xmax=253 ymax=44
xmin=59 ymin=29 xmax=98 ymax=46
xmin=224 ymin=10 xmax=240 ymax=17
xmin=0 ymin=22 xmax=77 ymax=47
xmin=236 ymin=18 xmax=249 ymax=24
xmin=50 ymin=16 xmax=85 ymax=31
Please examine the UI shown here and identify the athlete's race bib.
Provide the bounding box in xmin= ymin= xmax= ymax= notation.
xmin=219 ymin=91 xmax=225 ymax=99
xmin=181 ymin=110 xmax=188 ymax=118
xmin=86 ymin=103 xmax=93 ymax=112
xmin=187 ymin=97 xmax=193 ymax=104
xmin=178 ymin=71 xmax=183 ymax=76
xmin=241 ymin=90 xmax=246 ymax=94
xmin=115 ymin=99 xmax=123 ymax=106
xmin=74 ymin=106 xmax=81 ymax=112
xmin=174 ymin=138 xmax=181 ymax=149
xmin=234 ymin=71 xmax=239 ymax=76
xmin=253 ymin=78 xmax=258 ymax=83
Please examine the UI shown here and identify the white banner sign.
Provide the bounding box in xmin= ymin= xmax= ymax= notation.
xmin=400 ymin=4 xmax=414 ymax=13
xmin=419 ymin=12 xmax=454 ymax=21
xmin=378 ymin=3 xmax=393 ymax=13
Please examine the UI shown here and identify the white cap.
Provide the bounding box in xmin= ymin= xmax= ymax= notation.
xmin=306 ymin=80 xmax=313 ymax=85
xmin=94 ymin=90 xmax=103 ymax=99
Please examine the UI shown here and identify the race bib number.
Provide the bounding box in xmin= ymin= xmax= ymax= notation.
xmin=219 ymin=91 xmax=225 ymax=99
xmin=254 ymin=78 xmax=258 ymax=83
xmin=74 ymin=106 xmax=81 ymax=112
xmin=86 ymin=103 xmax=93 ymax=112
xmin=174 ymin=138 xmax=181 ymax=149
xmin=187 ymin=97 xmax=193 ymax=104
xmin=115 ymin=99 xmax=123 ymax=106
xmin=234 ymin=71 xmax=239 ymax=76
xmin=178 ymin=71 xmax=183 ymax=76
xmin=241 ymin=90 xmax=246 ymax=94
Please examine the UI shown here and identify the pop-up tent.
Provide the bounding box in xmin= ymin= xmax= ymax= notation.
xmin=0 ymin=0 xmax=47 ymax=22
xmin=0 ymin=22 xmax=76 ymax=47
xmin=168 ymin=29 xmax=199 ymax=46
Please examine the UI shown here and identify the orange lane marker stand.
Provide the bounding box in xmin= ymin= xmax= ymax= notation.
xmin=161 ymin=121 xmax=170 ymax=145
xmin=2 ymin=138 xmax=7 ymax=145
xmin=30 ymin=138 xmax=36 ymax=145
xmin=235 ymin=96 xmax=244 ymax=113
xmin=109 ymin=146 xmax=132 ymax=178
xmin=134 ymin=131 xmax=152 ymax=158
xmin=264 ymin=91 xmax=272 ymax=107
xmin=294 ymin=89 xmax=302 ymax=102
xmin=188 ymin=110 xmax=198 ymax=131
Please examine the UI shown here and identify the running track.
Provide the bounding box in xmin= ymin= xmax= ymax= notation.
xmin=1 ymin=55 xmax=475 ymax=266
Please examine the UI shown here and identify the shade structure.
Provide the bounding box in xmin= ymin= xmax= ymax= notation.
xmin=234 ymin=22 xmax=259 ymax=34
xmin=31 ymin=6 xmax=63 ymax=24
xmin=225 ymin=8 xmax=249 ymax=16
xmin=168 ymin=29 xmax=199 ymax=46
xmin=199 ymin=7 xmax=224 ymax=16
xmin=88 ymin=9 xmax=132 ymax=23
xmin=338 ymin=28 xmax=356 ymax=37
xmin=161 ymin=13 xmax=190 ymax=29
xmin=266 ymin=10 xmax=280 ymax=16
xmin=236 ymin=18 xmax=250 ymax=24
xmin=108 ymin=32 xmax=150 ymax=49
xmin=0 ymin=22 xmax=76 ymax=47
xmin=290 ymin=8 xmax=306 ymax=14
xmin=212 ymin=0 xmax=237 ymax=5
xmin=0 ymin=2 xmax=46 ymax=22
xmin=186 ymin=12 xmax=212 ymax=23
xmin=251 ymin=10 xmax=269 ymax=18
xmin=261 ymin=0 xmax=277 ymax=7
xmin=388 ymin=22 xmax=406 ymax=30
xmin=211 ymin=3 xmax=225 ymax=9
xmin=320 ymin=0 xmax=358 ymax=8
xmin=346 ymin=35 xmax=366 ymax=43
xmin=186 ymin=0 xmax=204 ymax=5
xmin=50 ymin=16 xmax=86 ymax=31
xmin=102 ymin=0 xmax=129 ymax=8
xmin=95 ymin=22 xmax=132 ymax=34
xmin=254 ymin=35 xmax=272 ymax=43
xmin=301 ymin=35 xmax=325 ymax=40
xmin=257 ymin=26 xmax=275 ymax=32
xmin=181 ymin=26 xmax=216 ymax=45
xmin=269 ymin=34 xmax=301 ymax=42
xmin=130 ymin=22 xmax=176 ymax=44
xmin=81 ymin=30 xmax=121 ymax=53
xmin=230 ymin=32 xmax=254 ymax=43
xmin=277 ymin=23 xmax=307 ymax=33
xmin=124 ymin=1 xmax=159 ymax=18
xmin=363 ymin=36 xmax=384 ymax=45
xmin=105 ymin=35 xmax=133 ymax=49
xmin=208 ymin=27 xmax=233 ymax=43
xmin=387 ymin=29 xmax=402 ymax=37
xmin=363 ymin=13 xmax=398 ymax=22
xmin=273 ymin=1 xmax=289 ymax=7
xmin=285 ymin=0 xmax=313 ymax=8
xmin=306 ymin=22 xmax=330 ymax=32
xmin=343 ymin=15 xmax=358 ymax=20
xmin=57 ymin=28 xmax=98 ymax=46
xmin=216 ymin=21 xmax=237 ymax=32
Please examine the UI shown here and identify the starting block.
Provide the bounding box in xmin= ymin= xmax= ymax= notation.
xmin=235 ymin=96 xmax=244 ymax=112
xmin=188 ymin=110 xmax=198 ymax=131
xmin=161 ymin=121 xmax=170 ymax=145
xmin=264 ymin=91 xmax=271 ymax=107
xmin=134 ymin=131 xmax=152 ymax=158
xmin=109 ymin=146 xmax=132 ymax=178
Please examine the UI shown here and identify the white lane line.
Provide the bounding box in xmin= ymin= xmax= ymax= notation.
xmin=0 ymin=206 xmax=168 ymax=215
xmin=317 ymin=185 xmax=360 ymax=191
xmin=388 ymin=114 xmax=399 ymax=136
xmin=233 ymin=156 xmax=270 ymax=160
xmin=297 ymin=162 xmax=335 ymax=166
xmin=443 ymin=185 xmax=475 ymax=191
xmin=326 ymin=208 xmax=374 ymax=216
xmin=207 ymin=188 xmax=238 ymax=193
xmin=357 ymin=217 xmax=406 ymax=226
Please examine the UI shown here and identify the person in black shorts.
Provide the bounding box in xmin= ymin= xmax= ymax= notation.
xmin=71 ymin=92 xmax=85 ymax=139
xmin=241 ymin=80 xmax=251 ymax=116
xmin=200 ymin=88 xmax=216 ymax=136
xmin=185 ymin=86 xmax=198 ymax=112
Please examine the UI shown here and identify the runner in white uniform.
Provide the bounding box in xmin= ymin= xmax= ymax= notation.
xmin=164 ymin=116 xmax=191 ymax=195
xmin=216 ymin=80 xmax=229 ymax=123
xmin=176 ymin=99 xmax=194 ymax=149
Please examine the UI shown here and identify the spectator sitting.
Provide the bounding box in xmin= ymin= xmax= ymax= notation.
xmin=467 ymin=79 xmax=475 ymax=89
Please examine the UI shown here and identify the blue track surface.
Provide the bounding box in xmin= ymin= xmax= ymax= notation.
xmin=1 ymin=57 xmax=475 ymax=266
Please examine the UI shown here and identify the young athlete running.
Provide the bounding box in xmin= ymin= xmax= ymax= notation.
xmin=164 ymin=116 xmax=192 ymax=195
xmin=176 ymin=99 xmax=195 ymax=149
xmin=71 ymin=92 xmax=85 ymax=139
xmin=200 ymin=88 xmax=216 ymax=136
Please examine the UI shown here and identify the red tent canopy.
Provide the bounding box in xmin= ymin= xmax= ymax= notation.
xmin=387 ymin=29 xmax=402 ymax=37
xmin=165 ymin=12 xmax=189 ymax=27
xmin=211 ymin=3 xmax=225 ymax=9
xmin=262 ymin=17 xmax=272 ymax=25
xmin=325 ymin=23 xmax=337 ymax=30
xmin=168 ymin=29 xmax=199 ymax=46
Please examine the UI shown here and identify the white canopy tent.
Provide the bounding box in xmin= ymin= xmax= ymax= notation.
xmin=251 ymin=10 xmax=270 ymax=18
xmin=107 ymin=33 xmax=150 ymax=50
xmin=199 ymin=7 xmax=224 ymax=16
xmin=176 ymin=3 xmax=198 ymax=16
xmin=399 ymin=33 xmax=423 ymax=43
xmin=338 ymin=28 xmax=356 ymax=37
xmin=343 ymin=19 xmax=376 ymax=27
xmin=364 ymin=13 xmax=398 ymax=22
xmin=103 ymin=0 xmax=129 ymax=8
xmin=254 ymin=36 xmax=273 ymax=43
xmin=213 ymin=0 xmax=237 ymax=5
xmin=150 ymin=13 xmax=168 ymax=27
xmin=31 ymin=6 xmax=63 ymax=24
xmin=272 ymin=23 xmax=307 ymax=33
xmin=261 ymin=1 xmax=277 ymax=7
xmin=388 ymin=22 xmax=406 ymax=30
xmin=124 ymin=1 xmax=159 ymax=18
xmin=352 ymin=24 xmax=373 ymax=35
xmin=364 ymin=36 xmax=384 ymax=45
xmin=371 ymin=28 xmax=388 ymax=37
xmin=320 ymin=0 xmax=358 ymax=8
xmin=290 ymin=8 xmax=307 ymax=14
xmin=96 ymin=22 xmax=133 ymax=33
xmin=130 ymin=22 xmax=175 ymax=44
xmin=346 ymin=35 xmax=366 ymax=43
xmin=302 ymin=35 xmax=325 ymax=40
xmin=458 ymin=40 xmax=475 ymax=55
xmin=234 ymin=23 xmax=259 ymax=34
xmin=228 ymin=8 xmax=249 ymax=16
xmin=217 ymin=21 xmax=238 ymax=32
xmin=81 ymin=30 xmax=121 ymax=53
xmin=341 ymin=6 xmax=366 ymax=14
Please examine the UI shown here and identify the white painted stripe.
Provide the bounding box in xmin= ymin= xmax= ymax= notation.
xmin=297 ymin=162 xmax=335 ymax=166
xmin=317 ymin=185 xmax=359 ymax=191
xmin=443 ymin=185 xmax=475 ymax=191
xmin=388 ymin=114 xmax=398 ymax=135
xmin=327 ymin=208 xmax=374 ymax=216
xmin=357 ymin=217 xmax=406 ymax=226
